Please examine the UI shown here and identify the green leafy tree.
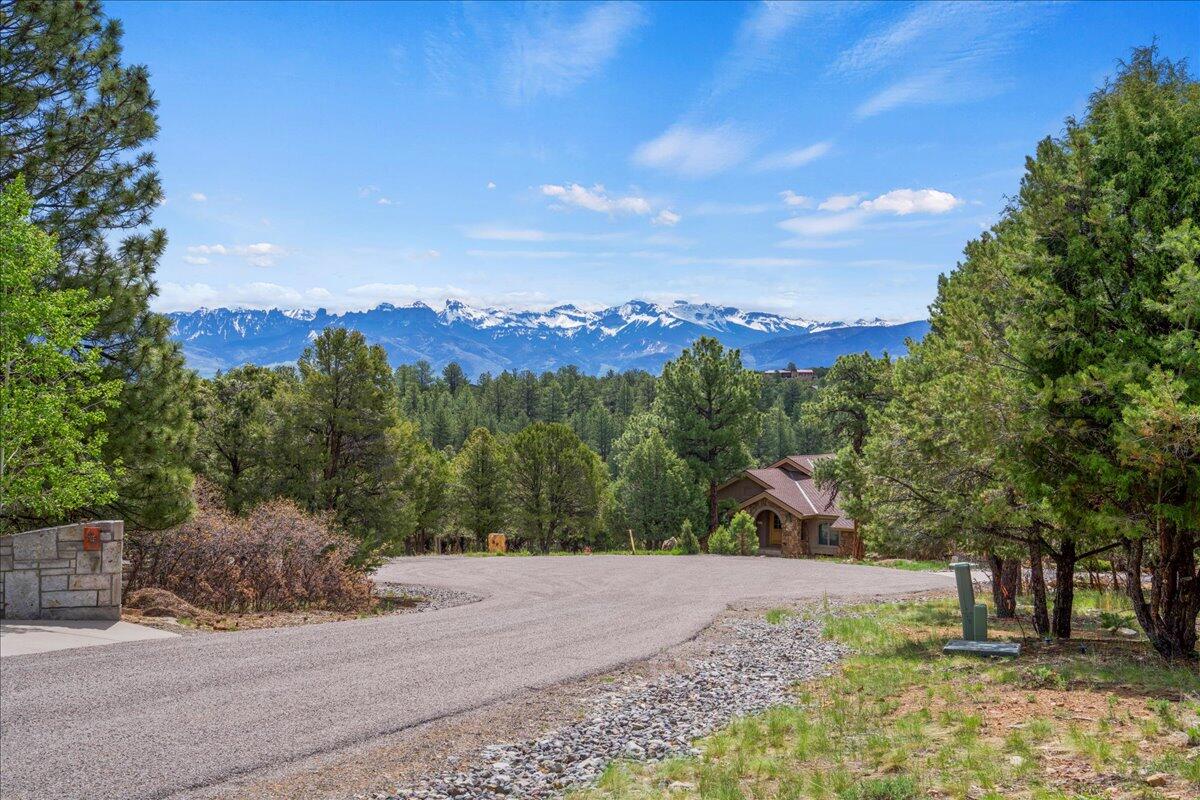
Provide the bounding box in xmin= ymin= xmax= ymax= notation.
xmin=1 ymin=1 xmax=196 ymax=529
xmin=1 ymin=178 xmax=118 ymax=530
xmin=508 ymin=422 xmax=607 ymax=553
xmin=192 ymin=365 xmax=282 ymax=513
xmin=452 ymin=426 xmax=509 ymax=546
xmin=656 ymin=337 xmax=761 ymax=531
xmin=612 ymin=429 xmax=704 ymax=548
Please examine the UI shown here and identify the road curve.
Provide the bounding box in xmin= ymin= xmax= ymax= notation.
xmin=0 ymin=555 xmax=953 ymax=800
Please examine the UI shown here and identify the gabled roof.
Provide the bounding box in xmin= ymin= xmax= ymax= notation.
xmin=733 ymin=454 xmax=850 ymax=523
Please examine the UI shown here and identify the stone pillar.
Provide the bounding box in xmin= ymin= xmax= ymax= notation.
xmin=0 ymin=521 xmax=123 ymax=620
xmin=781 ymin=514 xmax=803 ymax=558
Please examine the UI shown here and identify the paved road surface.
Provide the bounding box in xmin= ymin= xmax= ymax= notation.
xmin=0 ymin=556 xmax=952 ymax=800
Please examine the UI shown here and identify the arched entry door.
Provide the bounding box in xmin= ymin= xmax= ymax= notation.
xmin=755 ymin=509 xmax=783 ymax=549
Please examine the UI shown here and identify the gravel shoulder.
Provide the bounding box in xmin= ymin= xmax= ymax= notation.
xmin=0 ymin=556 xmax=953 ymax=800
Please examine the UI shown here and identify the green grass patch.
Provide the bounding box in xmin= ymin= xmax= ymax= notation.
xmin=571 ymin=597 xmax=1200 ymax=800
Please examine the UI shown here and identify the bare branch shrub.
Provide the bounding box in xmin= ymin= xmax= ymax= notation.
xmin=125 ymin=480 xmax=372 ymax=612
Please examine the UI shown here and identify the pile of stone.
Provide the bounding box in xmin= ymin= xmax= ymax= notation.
xmin=387 ymin=613 xmax=844 ymax=799
xmin=377 ymin=582 xmax=482 ymax=613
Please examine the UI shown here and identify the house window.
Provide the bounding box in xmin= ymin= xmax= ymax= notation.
xmin=818 ymin=523 xmax=839 ymax=548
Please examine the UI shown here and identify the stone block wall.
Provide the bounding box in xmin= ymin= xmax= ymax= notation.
xmin=0 ymin=521 xmax=124 ymax=620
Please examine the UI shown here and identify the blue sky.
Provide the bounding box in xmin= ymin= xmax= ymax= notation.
xmin=111 ymin=1 xmax=1198 ymax=321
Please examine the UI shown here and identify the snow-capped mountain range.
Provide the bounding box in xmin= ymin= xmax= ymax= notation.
xmin=167 ymin=299 xmax=929 ymax=377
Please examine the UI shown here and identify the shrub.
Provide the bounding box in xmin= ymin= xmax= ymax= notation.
xmin=728 ymin=510 xmax=757 ymax=556
xmin=678 ymin=519 xmax=700 ymax=554
xmin=708 ymin=524 xmax=738 ymax=555
xmin=125 ymin=480 xmax=373 ymax=612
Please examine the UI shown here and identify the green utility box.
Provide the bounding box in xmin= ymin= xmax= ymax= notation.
xmin=943 ymin=561 xmax=1019 ymax=658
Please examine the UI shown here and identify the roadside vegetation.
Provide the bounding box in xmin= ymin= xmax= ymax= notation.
xmin=572 ymin=596 xmax=1200 ymax=800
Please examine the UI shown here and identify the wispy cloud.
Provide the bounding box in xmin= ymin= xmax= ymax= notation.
xmin=186 ymin=242 xmax=287 ymax=267
xmin=632 ymin=124 xmax=756 ymax=178
xmin=836 ymin=2 xmax=1052 ymax=119
xmin=753 ymin=140 xmax=833 ymax=171
xmin=818 ymin=193 xmax=862 ymax=212
xmin=502 ymin=2 xmax=646 ymax=103
xmin=541 ymin=183 xmax=652 ymax=216
xmin=189 ymin=192 xmax=207 ymax=202
xmin=652 ymin=209 xmax=681 ymax=227
xmin=779 ymin=190 xmax=812 ymax=208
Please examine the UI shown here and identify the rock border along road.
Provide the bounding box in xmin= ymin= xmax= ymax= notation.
xmin=0 ymin=555 xmax=953 ymax=800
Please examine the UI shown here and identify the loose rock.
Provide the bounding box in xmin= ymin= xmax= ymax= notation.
xmin=386 ymin=613 xmax=844 ymax=799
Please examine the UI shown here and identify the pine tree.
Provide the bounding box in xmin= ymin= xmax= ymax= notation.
xmin=452 ymin=427 xmax=509 ymax=546
xmin=656 ymin=337 xmax=761 ymax=531
xmin=613 ymin=429 xmax=704 ymax=548
xmin=1 ymin=1 xmax=196 ymax=529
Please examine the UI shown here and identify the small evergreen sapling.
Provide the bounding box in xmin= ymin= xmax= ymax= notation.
xmin=708 ymin=524 xmax=738 ymax=555
xmin=729 ymin=511 xmax=757 ymax=556
xmin=678 ymin=519 xmax=700 ymax=554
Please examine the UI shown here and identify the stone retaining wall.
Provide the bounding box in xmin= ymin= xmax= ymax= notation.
xmin=0 ymin=521 xmax=124 ymax=620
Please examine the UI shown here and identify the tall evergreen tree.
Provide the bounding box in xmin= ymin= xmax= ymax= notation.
xmin=1004 ymin=48 xmax=1200 ymax=658
xmin=656 ymin=337 xmax=761 ymax=531
xmin=452 ymin=427 xmax=509 ymax=546
xmin=613 ymin=429 xmax=704 ymax=548
xmin=1 ymin=1 xmax=196 ymax=529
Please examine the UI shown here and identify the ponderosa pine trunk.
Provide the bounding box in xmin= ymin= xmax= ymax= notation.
xmin=1125 ymin=532 xmax=1199 ymax=661
xmin=1028 ymin=540 xmax=1050 ymax=637
xmin=1051 ymin=538 xmax=1076 ymax=639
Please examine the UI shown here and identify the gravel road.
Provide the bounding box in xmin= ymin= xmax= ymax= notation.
xmin=0 ymin=555 xmax=952 ymax=800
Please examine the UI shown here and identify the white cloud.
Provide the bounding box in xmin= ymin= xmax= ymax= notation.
xmin=189 ymin=192 xmax=207 ymax=202
xmin=183 ymin=255 xmax=209 ymax=265
xmin=779 ymin=210 xmax=868 ymax=237
xmin=818 ymin=194 xmax=862 ymax=212
xmin=186 ymin=242 xmax=287 ymax=267
xmin=652 ymin=209 xmax=681 ymax=227
xmin=779 ymin=187 xmax=964 ymax=240
xmin=486 ymin=181 xmax=497 ymax=190
xmin=541 ymin=183 xmax=652 ymax=216
xmin=859 ymin=188 xmax=962 ymax=215
xmin=631 ymin=124 xmax=754 ymax=178
xmin=377 ymin=197 xmax=395 ymax=206
xmin=753 ymin=141 xmax=833 ymax=171
xmin=779 ymin=190 xmax=812 ymax=208
xmin=503 ymin=2 xmax=646 ymax=103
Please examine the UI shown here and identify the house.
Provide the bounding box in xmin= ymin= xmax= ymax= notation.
xmin=715 ymin=454 xmax=862 ymax=558
xmin=761 ymin=366 xmax=816 ymax=382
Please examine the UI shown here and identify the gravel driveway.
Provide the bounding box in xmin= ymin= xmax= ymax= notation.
xmin=0 ymin=555 xmax=952 ymax=800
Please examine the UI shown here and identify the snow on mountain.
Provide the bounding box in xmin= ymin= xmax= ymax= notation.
xmin=166 ymin=299 xmax=920 ymax=377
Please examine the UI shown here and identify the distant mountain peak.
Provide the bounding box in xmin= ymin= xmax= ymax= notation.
xmin=166 ymin=299 xmax=922 ymax=377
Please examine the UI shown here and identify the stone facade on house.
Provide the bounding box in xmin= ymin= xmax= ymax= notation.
xmin=0 ymin=521 xmax=124 ymax=620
